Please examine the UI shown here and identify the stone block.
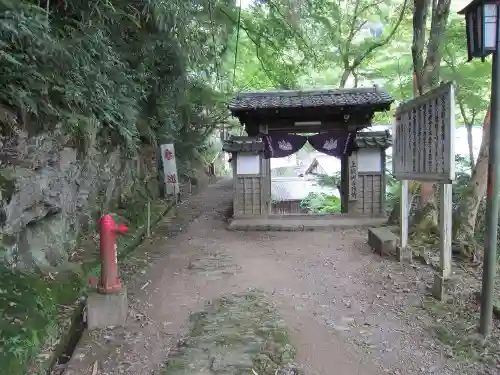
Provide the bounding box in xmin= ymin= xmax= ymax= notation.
xmin=86 ymin=287 xmax=128 ymax=330
xmin=368 ymin=227 xmax=397 ymax=256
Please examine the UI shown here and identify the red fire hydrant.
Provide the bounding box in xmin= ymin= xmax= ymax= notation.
xmin=93 ymin=214 xmax=128 ymax=294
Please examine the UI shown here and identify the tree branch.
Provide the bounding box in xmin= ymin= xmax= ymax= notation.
xmin=343 ymin=0 xmax=363 ymax=68
xmin=353 ymin=70 xmax=359 ymax=87
xmin=412 ymin=0 xmax=430 ymax=95
xmin=219 ymin=8 xmax=289 ymax=88
xmin=350 ymin=0 xmax=409 ymax=70
xmin=396 ymin=58 xmax=407 ymax=98
xmin=355 ymin=0 xmax=386 ymax=20
xmin=260 ymin=0 xmax=315 ymax=60
xmin=443 ymin=49 xmax=471 ymax=126
xmin=422 ymin=0 xmax=451 ymax=89
xmin=305 ymin=0 xmax=342 ymax=56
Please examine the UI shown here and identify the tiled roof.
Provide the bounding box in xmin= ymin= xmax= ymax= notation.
xmin=271 ymin=177 xmax=338 ymax=201
xmin=305 ymin=156 xmax=341 ymax=176
xmin=229 ymin=87 xmax=394 ymax=112
xmin=270 ymin=155 xmax=297 ymax=170
xmin=355 ymin=130 xmax=392 ymax=149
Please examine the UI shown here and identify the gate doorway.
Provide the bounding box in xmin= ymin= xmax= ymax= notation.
xmin=223 ymin=87 xmax=394 ymax=224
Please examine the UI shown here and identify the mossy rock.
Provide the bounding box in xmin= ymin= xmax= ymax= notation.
xmin=0 ymin=167 xmax=16 ymax=204
xmin=162 ymin=291 xmax=301 ymax=375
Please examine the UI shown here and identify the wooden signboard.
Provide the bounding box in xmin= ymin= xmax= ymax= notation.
xmin=393 ymin=81 xmax=456 ymax=183
xmin=392 ymin=82 xmax=456 ymax=296
xmin=348 ymin=153 xmax=358 ymax=201
xmin=160 ymin=143 xmax=179 ymax=196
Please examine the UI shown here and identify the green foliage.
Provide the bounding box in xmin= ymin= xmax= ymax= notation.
xmin=0 ymin=266 xmax=81 ymax=375
xmin=0 ymin=0 xmax=235 ymax=162
xmin=451 ymin=155 xmax=475 ymax=209
xmin=354 ymin=10 xmax=490 ymax=126
xmin=303 ymin=0 xmax=409 ymax=86
xmin=0 ymin=1 xmax=239 ymax=373
xmin=442 ymin=16 xmax=491 ymax=126
xmin=224 ymin=0 xmax=490 ymax=132
xmin=385 ymin=177 xmax=400 ymax=213
xmin=272 ymin=166 xmax=297 ymax=177
xmin=300 ymin=192 xmax=341 ymax=214
xmin=315 ymin=172 xmax=341 ymax=189
xmin=224 ymin=0 xmax=311 ymax=90
xmin=298 ymin=171 xmax=342 ymax=214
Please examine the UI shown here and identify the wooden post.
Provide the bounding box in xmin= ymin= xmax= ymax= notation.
xmin=346 ymin=153 xmax=358 ymax=214
xmin=398 ymin=179 xmax=409 ymax=262
xmin=340 ymin=155 xmax=347 ymax=213
xmin=433 ymin=183 xmax=453 ymax=300
xmin=439 ymin=183 xmax=452 ymax=278
xmin=258 ymin=124 xmax=271 ymax=216
xmin=146 ymin=201 xmax=151 ymax=237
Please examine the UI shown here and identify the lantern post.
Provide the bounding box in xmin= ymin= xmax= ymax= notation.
xmin=459 ymin=0 xmax=500 ymax=336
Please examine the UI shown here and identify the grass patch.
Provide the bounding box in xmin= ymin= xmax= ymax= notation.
xmin=0 ymin=266 xmax=82 ymax=375
xmin=162 ymin=291 xmax=300 ymax=375
xmin=421 ymin=295 xmax=500 ymax=372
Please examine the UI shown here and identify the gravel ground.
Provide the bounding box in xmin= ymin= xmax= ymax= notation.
xmin=62 ymin=179 xmax=476 ymax=375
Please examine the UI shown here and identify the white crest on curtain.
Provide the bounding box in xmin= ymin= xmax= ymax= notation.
xmin=322 ymin=138 xmax=338 ymax=151
xmin=278 ymin=140 xmax=293 ymax=151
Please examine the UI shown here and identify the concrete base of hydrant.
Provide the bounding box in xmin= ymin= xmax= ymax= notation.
xmin=86 ymin=287 xmax=128 ymax=330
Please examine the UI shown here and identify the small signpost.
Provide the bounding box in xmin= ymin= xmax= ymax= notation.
xmin=160 ymin=143 xmax=180 ymax=202
xmin=393 ymin=81 xmax=456 ymax=300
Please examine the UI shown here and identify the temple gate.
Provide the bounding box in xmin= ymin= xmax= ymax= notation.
xmin=223 ymin=87 xmax=394 ymax=220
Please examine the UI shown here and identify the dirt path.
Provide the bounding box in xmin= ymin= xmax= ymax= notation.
xmin=63 ymin=180 xmax=468 ymax=375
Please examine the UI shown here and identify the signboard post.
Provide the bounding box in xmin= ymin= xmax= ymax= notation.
xmin=393 ymin=81 xmax=456 ymax=300
xmin=160 ymin=143 xmax=180 ymax=201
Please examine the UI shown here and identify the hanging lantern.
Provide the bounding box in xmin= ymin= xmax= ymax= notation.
xmin=458 ymin=0 xmax=499 ymax=61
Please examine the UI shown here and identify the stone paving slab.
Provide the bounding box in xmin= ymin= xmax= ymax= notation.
xmin=228 ymin=215 xmax=388 ymax=231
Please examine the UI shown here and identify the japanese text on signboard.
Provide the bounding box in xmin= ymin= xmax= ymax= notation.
xmin=348 ymin=154 xmax=358 ymax=201
xmin=160 ymin=144 xmax=179 ymax=195
xmin=393 ymin=82 xmax=455 ymax=183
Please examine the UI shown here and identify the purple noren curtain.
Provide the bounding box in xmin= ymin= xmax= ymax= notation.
xmin=261 ymin=133 xmax=307 ymax=158
xmin=307 ymin=132 xmax=354 ymax=158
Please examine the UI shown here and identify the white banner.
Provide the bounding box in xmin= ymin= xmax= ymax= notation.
xmin=160 ymin=143 xmax=179 ymax=196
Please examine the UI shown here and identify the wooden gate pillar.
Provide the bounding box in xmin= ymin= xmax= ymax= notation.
xmin=223 ymin=137 xmax=266 ymax=218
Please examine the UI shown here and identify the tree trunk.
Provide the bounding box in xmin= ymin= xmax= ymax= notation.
xmin=410 ymin=69 xmax=437 ymax=229
xmin=466 ymin=123 xmax=475 ymax=170
xmin=454 ymin=106 xmax=491 ymax=251
xmin=387 ymin=74 xmax=420 ymax=224
xmin=410 ymin=0 xmax=451 ymax=232
xmin=339 ymin=69 xmax=351 ymax=88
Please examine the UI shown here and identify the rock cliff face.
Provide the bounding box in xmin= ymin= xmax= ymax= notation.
xmin=0 ymin=130 xmax=160 ymax=272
